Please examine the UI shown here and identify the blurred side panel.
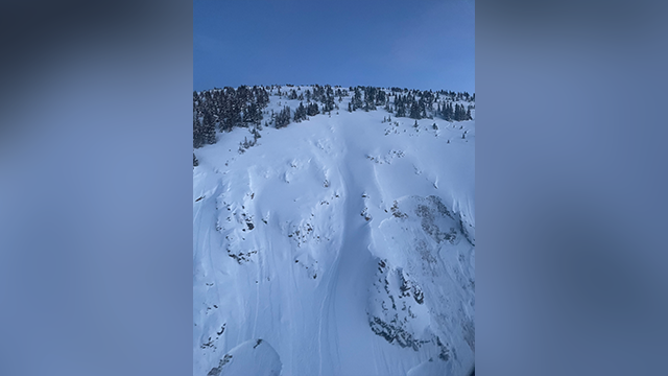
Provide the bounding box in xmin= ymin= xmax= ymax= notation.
xmin=0 ymin=1 xmax=192 ymax=375
xmin=477 ymin=0 xmax=668 ymax=375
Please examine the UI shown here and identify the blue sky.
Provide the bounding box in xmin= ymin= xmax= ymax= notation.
xmin=194 ymin=0 xmax=474 ymax=93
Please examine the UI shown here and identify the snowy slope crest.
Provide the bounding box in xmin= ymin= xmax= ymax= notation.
xmin=194 ymin=85 xmax=474 ymax=376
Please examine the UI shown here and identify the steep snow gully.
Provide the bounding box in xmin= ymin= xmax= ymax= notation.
xmin=194 ymin=86 xmax=475 ymax=376
xmin=325 ymin=117 xmax=385 ymax=375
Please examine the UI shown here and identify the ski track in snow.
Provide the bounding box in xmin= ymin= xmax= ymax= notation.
xmin=194 ymin=87 xmax=475 ymax=376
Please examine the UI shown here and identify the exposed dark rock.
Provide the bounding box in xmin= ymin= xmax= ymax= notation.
xmin=390 ymin=200 xmax=408 ymax=219
xmin=435 ymin=336 xmax=450 ymax=361
xmin=253 ymin=339 xmax=263 ymax=349
xmin=369 ymin=316 xmax=420 ymax=351
xmin=207 ymin=354 xmax=233 ymax=376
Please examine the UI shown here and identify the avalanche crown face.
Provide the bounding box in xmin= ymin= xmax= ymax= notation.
xmin=194 ymin=85 xmax=474 ymax=376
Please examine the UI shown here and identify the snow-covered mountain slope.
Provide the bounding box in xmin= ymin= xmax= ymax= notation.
xmin=194 ymin=87 xmax=474 ymax=376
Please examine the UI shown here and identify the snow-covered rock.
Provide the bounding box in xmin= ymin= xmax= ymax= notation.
xmin=206 ymin=339 xmax=282 ymax=376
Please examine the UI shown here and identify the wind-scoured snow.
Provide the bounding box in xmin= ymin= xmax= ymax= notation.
xmin=194 ymin=86 xmax=474 ymax=376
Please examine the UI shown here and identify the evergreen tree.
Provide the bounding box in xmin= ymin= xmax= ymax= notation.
xmin=441 ymin=102 xmax=454 ymax=121
xmin=294 ymin=102 xmax=307 ymax=122
xmin=244 ymin=102 xmax=261 ymax=126
xmin=275 ymin=106 xmax=291 ymax=129
xmin=307 ymin=102 xmax=320 ymax=116
xmin=193 ymin=112 xmax=204 ymax=149
xmin=454 ymin=104 xmax=467 ymax=121
xmin=251 ymin=127 xmax=261 ymax=141
xmin=202 ymin=110 xmax=217 ymax=145
xmin=351 ymin=87 xmax=363 ymax=111
xmin=363 ymin=86 xmax=376 ymax=111
xmin=226 ymin=100 xmax=242 ymax=130
xmin=323 ymin=94 xmax=335 ymax=113
xmin=419 ymin=98 xmax=428 ymax=119
xmin=409 ymin=98 xmax=421 ymax=119
xmin=376 ymin=90 xmax=386 ymax=106
xmin=395 ymin=95 xmax=407 ymax=117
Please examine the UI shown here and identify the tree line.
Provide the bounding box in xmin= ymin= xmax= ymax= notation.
xmin=194 ymin=84 xmax=475 ymax=165
xmin=193 ymin=85 xmax=269 ymax=149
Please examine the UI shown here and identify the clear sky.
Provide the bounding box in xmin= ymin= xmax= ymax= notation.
xmin=194 ymin=0 xmax=474 ymax=93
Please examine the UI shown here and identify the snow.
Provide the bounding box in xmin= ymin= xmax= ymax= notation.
xmin=206 ymin=339 xmax=282 ymax=376
xmin=194 ymin=86 xmax=475 ymax=376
